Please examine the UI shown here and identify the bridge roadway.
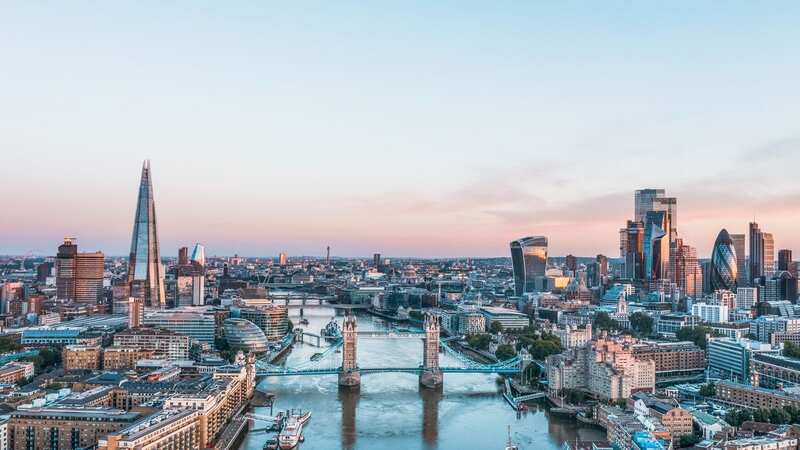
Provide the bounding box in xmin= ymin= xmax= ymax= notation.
xmin=257 ymin=366 xmax=521 ymax=377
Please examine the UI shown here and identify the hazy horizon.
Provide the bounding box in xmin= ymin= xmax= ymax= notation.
xmin=2 ymin=3 xmax=799 ymax=258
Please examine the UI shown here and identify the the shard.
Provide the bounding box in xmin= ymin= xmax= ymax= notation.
xmin=127 ymin=160 xmax=166 ymax=308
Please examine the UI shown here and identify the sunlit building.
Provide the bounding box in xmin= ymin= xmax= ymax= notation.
xmin=127 ymin=160 xmax=166 ymax=308
xmin=510 ymin=236 xmax=547 ymax=296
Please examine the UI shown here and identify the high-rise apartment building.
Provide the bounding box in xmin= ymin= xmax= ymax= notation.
xmin=510 ymin=236 xmax=548 ymax=296
xmin=730 ymin=233 xmax=747 ymax=287
xmin=127 ymin=160 xmax=165 ymax=308
xmin=55 ymin=238 xmax=104 ymax=305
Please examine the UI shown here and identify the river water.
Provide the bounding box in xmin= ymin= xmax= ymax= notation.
xmin=239 ymin=307 xmax=603 ymax=450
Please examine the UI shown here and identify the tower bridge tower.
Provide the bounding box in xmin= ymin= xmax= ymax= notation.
xmin=338 ymin=314 xmax=361 ymax=387
xmin=420 ymin=313 xmax=443 ymax=388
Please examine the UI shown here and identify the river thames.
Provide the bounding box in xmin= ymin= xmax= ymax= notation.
xmin=239 ymin=307 xmax=603 ymax=450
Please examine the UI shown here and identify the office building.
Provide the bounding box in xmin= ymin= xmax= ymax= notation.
xmin=623 ymin=220 xmax=645 ymax=280
xmin=692 ymin=302 xmax=728 ymax=323
xmin=749 ymin=222 xmax=764 ymax=282
xmin=763 ymin=233 xmax=775 ymax=278
xmin=279 ymin=252 xmax=288 ymax=266
xmin=142 ymin=310 xmax=215 ymax=345
xmin=643 ymin=211 xmax=669 ymax=282
xmin=236 ymin=305 xmax=289 ymax=341
xmin=113 ymin=327 xmax=191 ymax=360
xmin=126 ymin=160 xmax=166 ymax=308
xmin=56 ymin=238 xmax=77 ymax=301
xmin=779 ymin=249 xmax=793 ymax=271
xmin=775 ymin=271 xmax=798 ymax=303
xmin=715 ymin=380 xmax=800 ymax=410
xmin=509 ymin=236 xmax=547 ymax=295
xmin=223 ymin=318 xmax=269 ymax=353
xmin=510 ymin=236 xmax=547 ymax=296
xmin=736 ymin=287 xmax=758 ymax=311
xmin=710 ymin=229 xmax=738 ymax=291
xmin=632 ymin=341 xmax=705 ymax=381
xmin=706 ymin=337 xmax=776 ymax=383
xmin=670 ymin=239 xmax=702 ymax=299
xmin=98 ymin=409 xmax=202 ymax=450
xmin=730 ymin=233 xmax=747 ymax=287
xmin=0 ymin=361 xmax=34 ymax=384
xmin=55 ymin=238 xmax=104 ymax=305
xmin=749 ymin=316 xmax=800 ymax=343
xmin=634 ymin=189 xmax=677 ymax=242
xmin=479 ymin=306 xmax=529 ymax=330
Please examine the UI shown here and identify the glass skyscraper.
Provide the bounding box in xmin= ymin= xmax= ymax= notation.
xmin=510 ymin=236 xmax=547 ymax=296
xmin=711 ymin=229 xmax=738 ymax=291
xmin=643 ymin=210 xmax=669 ymax=281
xmin=127 ymin=160 xmax=165 ymax=308
xmin=634 ymin=188 xmax=677 ymax=243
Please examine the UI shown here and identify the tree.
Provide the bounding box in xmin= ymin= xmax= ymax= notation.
xmin=784 ymin=341 xmax=800 ymax=358
xmin=676 ymin=326 xmax=715 ymax=349
xmin=34 ymin=347 xmax=61 ymax=372
xmin=489 ymin=321 xmax=504 ymax=334
xmin=0 ymin=336 xmax=22 ymax=354
xmin=495 ymin=344 xmax=516 ymax=361
xmin=287 ymin=319 xmax=294 ymax=332
xmin=593 ymin=312 xmax=619 ymax=331
xmin=769 ymin=407 xmax=791 ymax=424
xmin=699 ymin=383 xmax=716 ymax=397
xmin=679 ymin=435 xmax=700 ymax=448
xmin=629 ymin=312 xmax=653 ymax=336
xmin=529 ymin=339 xmax=563 ymax=360
xmin=467 ymin=334 xmax=491 ymax=351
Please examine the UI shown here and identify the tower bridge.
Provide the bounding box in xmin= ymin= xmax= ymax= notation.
xmin=256 ymin=313 xmax=524 ymax=389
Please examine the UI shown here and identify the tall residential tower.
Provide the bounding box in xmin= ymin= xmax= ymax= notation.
xmin=127 ymin=160 xmax=165 ymax=308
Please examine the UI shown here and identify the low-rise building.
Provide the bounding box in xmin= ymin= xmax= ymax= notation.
xmin=547 ymin=334 xmax=655 ymax=401
xmin=102 ymin=346 xmax=155 ymax=370
xmin=113 ymin=327 xmax=191 ymax=361
xmin=633 ymin=341 xmax=705 ymax=383
xmin=63 ymin=345 xmax=102 ymax=371
xmin=8 ymin=407 xmax=142 ymax=450
xmin=98 ymin=409 xmax=201 ymax=450
xmin=0 ymin=361 xmax=34 ymax=384
xmin=479 ymin=306 xmax=528 ymax=331
xmin=552 ymin=323 xmax=592 ymax=349
xmin=715 ymin=380 xmax=800 ymax=410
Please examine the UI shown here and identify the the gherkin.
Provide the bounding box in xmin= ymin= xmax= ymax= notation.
xmin=711 ymin=229 xmax=738 ymax=291
xmin=127 ymin=160 xmax=165 ymax=308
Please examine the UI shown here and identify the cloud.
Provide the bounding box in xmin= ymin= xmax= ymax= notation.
xmin=741 ymin=136 xmax=800 ymax=162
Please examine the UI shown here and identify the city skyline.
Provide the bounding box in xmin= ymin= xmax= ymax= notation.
xmin=2 ymin=3 xmax=800 ymax=257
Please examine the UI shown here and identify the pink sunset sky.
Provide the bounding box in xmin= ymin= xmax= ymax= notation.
xmin=1 ymin=3 xmax=799 ymax=258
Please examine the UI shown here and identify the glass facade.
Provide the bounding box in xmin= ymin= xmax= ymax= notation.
xmin=643 ymin=211 xmax=668 ymax=281
xmin=127 ymin=160 xmax=166 ymax=308
xmin=711 ymin=229 xmax=738 ymax=291
xmin=510 ymin=236 xmax=547 ymax=296
xmin=223 ymin=318 xmax=269 ymax=353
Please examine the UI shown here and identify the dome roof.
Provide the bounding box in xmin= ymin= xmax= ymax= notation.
xmin=223 ymin=318 xmax=269 ymax=354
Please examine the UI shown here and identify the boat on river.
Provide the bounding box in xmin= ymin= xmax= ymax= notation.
xmin=278 ymin=410 xmax=311 ymax=449
xmin=321 ymin=318 xmax=341 ymax=341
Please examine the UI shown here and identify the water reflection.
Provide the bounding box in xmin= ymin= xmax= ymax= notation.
xmin=420 ymin=386 xmax=442 ymax=449
xmin=339 ymin=387 xmax=359 ymax=450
